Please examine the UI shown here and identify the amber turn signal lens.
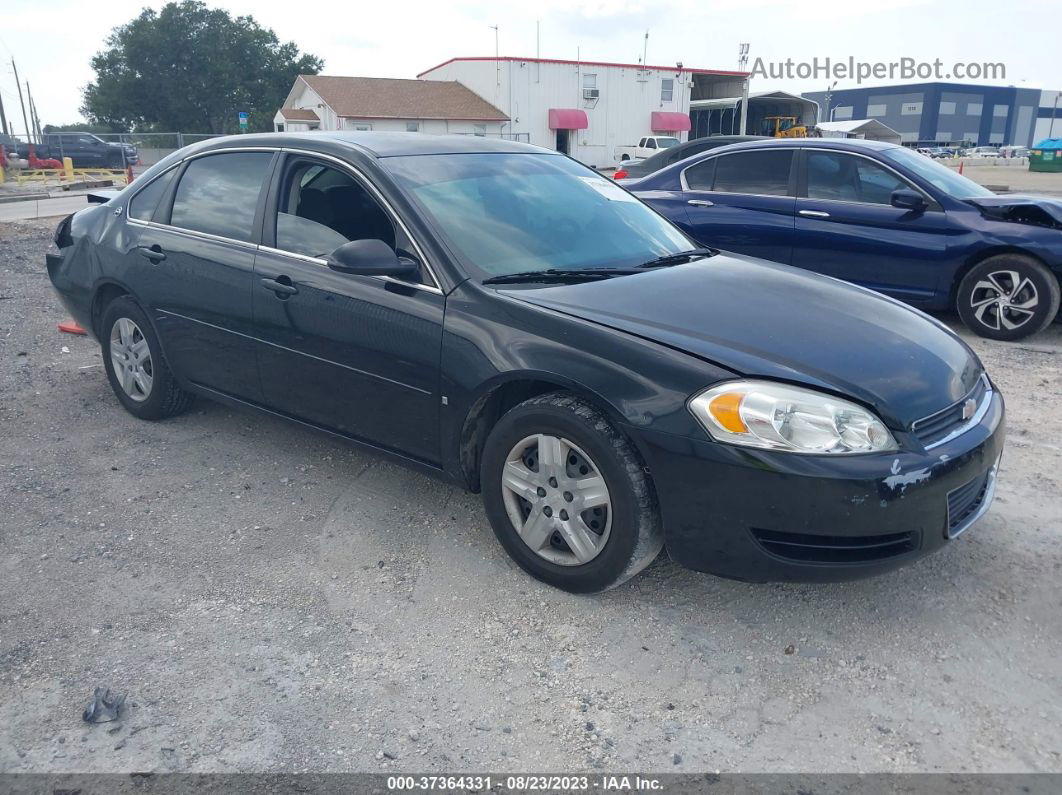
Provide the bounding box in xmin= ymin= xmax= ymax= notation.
xmin=708 ymin=392 xmax=748 ymax=433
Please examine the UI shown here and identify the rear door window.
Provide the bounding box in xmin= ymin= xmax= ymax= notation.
xmin=169 ymin=152 xmax=273 ymax=242
xmin=128 ymin=168 xmax=177 ymax=222
xmin=712 ymin=150 xmax=793 ymax=196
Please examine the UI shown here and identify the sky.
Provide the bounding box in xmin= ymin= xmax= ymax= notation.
xmin=0 ymin=0 xmax=1057 ymax=134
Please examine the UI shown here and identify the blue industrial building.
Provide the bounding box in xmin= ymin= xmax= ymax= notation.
xmin=802 ymin=82 xmax=1055 ymax=148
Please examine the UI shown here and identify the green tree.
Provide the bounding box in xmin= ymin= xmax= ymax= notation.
xmin=82 ymin=1 xmax=323 ymax=134
xmin=43 ymin=122 xmax=124 ymax=134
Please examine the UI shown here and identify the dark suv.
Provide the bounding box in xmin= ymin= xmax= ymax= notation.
xmin=24 ymin=133 xmax=136 ymax=168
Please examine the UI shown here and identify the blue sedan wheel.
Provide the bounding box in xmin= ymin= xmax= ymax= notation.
xmin=957 ymin=254 xmax=1061 ymax=341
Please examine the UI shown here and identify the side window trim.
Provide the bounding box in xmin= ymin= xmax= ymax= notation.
xmin=264 ymin=149 xmax=442 ymax=292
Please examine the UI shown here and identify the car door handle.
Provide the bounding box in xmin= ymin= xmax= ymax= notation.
xmin=260 ymin=277 xmax=298 ymax=296
xmin=687 ymin=199 xmax=714 ymax=207
xmin=799 ymin=209 xmax=831 ymax=218
xmin=137 ymin=244 xmax=166 ymax=262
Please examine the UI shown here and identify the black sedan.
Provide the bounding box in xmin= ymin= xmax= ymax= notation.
xmin=612 ymin=135 xmax=765 ymax=182
xmin=47 ymin=133 xmax=1004 ymax=592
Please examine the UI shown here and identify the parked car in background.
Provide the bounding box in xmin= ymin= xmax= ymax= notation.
xmin=1000 ymin=146 xmax=1030 ymax=159
xmin=615 ymin=135 xmax=681 ymax=162
xmin=613 ymin=135 xmax=766 ymax=181
xmin=47 ymin=132 xmax=1003 ymax=592
xmin=967 ymin=147 xmax=1001 ymax=159
xmin=17 ymin=133 xmax=136 ymax=168
xmin=631 ymin=137 xmax=1062 ymax=340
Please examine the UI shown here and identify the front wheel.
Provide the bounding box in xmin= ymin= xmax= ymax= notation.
xmin=956 ymin=254 xmax=1060 ymax=341
xmin=480 ymin=392 xmax=663 ymax=593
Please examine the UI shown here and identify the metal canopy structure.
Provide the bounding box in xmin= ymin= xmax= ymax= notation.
xmin=688 ymin=90 xmax=819 ymax=139
xmin=816 ymin=119 xmax=902 ymax=144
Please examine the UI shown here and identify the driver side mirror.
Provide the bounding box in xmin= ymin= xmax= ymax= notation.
xmin=325 ymin=239 xmax=420 ymax=279
xmin=890 ymin=188 xmax=927 ymax=212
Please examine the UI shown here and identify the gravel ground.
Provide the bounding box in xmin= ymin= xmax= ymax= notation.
xmin=1 ymin=217 xmax=1060 ymax=774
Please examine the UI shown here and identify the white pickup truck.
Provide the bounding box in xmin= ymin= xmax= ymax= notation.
xmin=615 ymin=135 xmax=681 ymax=162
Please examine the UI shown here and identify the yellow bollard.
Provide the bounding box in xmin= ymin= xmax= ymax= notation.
xmin=64 ymin=157 xmax=74 ymax=181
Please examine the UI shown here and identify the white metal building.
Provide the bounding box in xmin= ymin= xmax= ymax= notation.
xmin=417 ymin=56 xmax=748 ymax=168
xmin=274 ymin=75 xmax=508 ymax=136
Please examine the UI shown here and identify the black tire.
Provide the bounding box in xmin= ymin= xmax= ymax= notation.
xmin=100 ymin=295 xmax=193 ymax=420
xmin=956 ymin=254 xmax=1060 ymax=341
xmin=480 ymin=391 xmax=663 ymax=593
xmin=620 ymin=154 xmax=631 ymax=161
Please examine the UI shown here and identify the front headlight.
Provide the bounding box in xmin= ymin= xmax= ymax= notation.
xmin=689 ymin=380 xmax=897 ymax=455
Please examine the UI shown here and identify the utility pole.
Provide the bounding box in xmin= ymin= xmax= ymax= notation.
xmin=823 ymin=80 xmax=838 ymax=125
xmin=29 ymin=89 xmax=43 ymax=140
xmin=0 ymin=89 xmax=8 ymax=136
xmin=738 ymin=43 xmax=750 ymax=135
xmin=1051 ymin=92 xmax=1059 ymax=138
xmin=489 ymin=25 xmax=499 ymax=86
xmin=12 ymin=59 xmax=31 ymax=143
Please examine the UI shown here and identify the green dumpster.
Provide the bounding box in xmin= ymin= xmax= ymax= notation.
xmin=1030 ymin=138 xmax=1062 ymax=172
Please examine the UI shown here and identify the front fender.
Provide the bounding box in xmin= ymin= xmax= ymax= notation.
xmin=438 ymin=281 xmax=734 ymax=484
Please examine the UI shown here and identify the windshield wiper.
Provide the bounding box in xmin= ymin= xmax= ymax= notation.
xmin=482 ymin=268 xmax=642 ymax=285
xmin=637 ymin=248 xmax=717 ymax=269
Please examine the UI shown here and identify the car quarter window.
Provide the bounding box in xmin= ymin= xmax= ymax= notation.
xmin=273 ymin=159 xmax=403 ymax=261
xmin=128 ymin=168 xmax=177 ymax=222
xmin=712 ymin=150 xmax=793 ymax=196
xmin=169 ymin=152 xmax=273 ymax=242
xmin=684 ymin=158 xmax=716 ymax=190
xmin=806 ymin=151 xmax=912 ymax=205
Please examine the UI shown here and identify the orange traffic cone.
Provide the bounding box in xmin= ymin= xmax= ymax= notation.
xmin=58 ymin=320 xmax=87 ymax=335
xmin=125 ymin=165 xmax=134 ymax=184
xmin=958 ymin=161 xmax=964 ymax=175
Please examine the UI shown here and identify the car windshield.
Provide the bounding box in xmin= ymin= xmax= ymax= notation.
xmin=383 ymin=153 xmax=692 ymax=279
xmin=656 ymin=137 xmax=680 ymax=149
xmin=883 ymin=146 xmax=994 ymax=199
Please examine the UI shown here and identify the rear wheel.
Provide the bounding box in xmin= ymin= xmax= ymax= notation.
xmin=956 ymin=254 xmax=1060 ymax=341
xmin=480 ymin=392 xmax=663 ymax=593
xmin=100 ymin=296 xmax=193 ymax=420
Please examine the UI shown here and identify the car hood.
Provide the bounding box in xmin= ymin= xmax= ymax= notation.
xmin=966 ymin=194 xmax=1062 ymax=230
xmin=503 ymin=254 xmax=983 ymax=428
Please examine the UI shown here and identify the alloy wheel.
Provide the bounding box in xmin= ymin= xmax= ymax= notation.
xmin=500 ymin=434 xmax=612 ymax=566
xmin=969 ymin=270 xmax=1039 ymax=332
xmin=109 ymin=317 xmax=153 ymax=402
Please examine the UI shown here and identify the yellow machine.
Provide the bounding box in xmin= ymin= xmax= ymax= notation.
xmin=761 ymin=116 xmax=815 ymax=138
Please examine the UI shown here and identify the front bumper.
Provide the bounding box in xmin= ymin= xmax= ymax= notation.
xmin=633 ymin=390 xmax=1005 ymax=582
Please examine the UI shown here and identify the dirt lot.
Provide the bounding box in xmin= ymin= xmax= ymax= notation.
xmin=1 ymin=218 xmax=1060 ymax=774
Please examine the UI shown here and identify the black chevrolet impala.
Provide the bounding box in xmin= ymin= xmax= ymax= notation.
xmin=47 ymin=132 xmax=1004 ymax=592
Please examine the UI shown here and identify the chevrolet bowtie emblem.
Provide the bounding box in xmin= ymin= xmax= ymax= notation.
xmin=962 ymin=398 xmax=977 ymax=421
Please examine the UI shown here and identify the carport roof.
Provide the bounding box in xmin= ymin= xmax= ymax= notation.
xmin=297 ymin=75 xmax=509 ymax=121
xmin=817 ymin=119 xmax=903 ymax=143
xmin=689 ymin=90 xmax=818 ymax=111
xmin=278 ymin=108 xmax=320 ymax=121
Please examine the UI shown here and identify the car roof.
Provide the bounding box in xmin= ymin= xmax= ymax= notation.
xmin=189 ymin=131 xmax=550 ymax=159
xmin=711 ymin=137 xmax=902 ymax=153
